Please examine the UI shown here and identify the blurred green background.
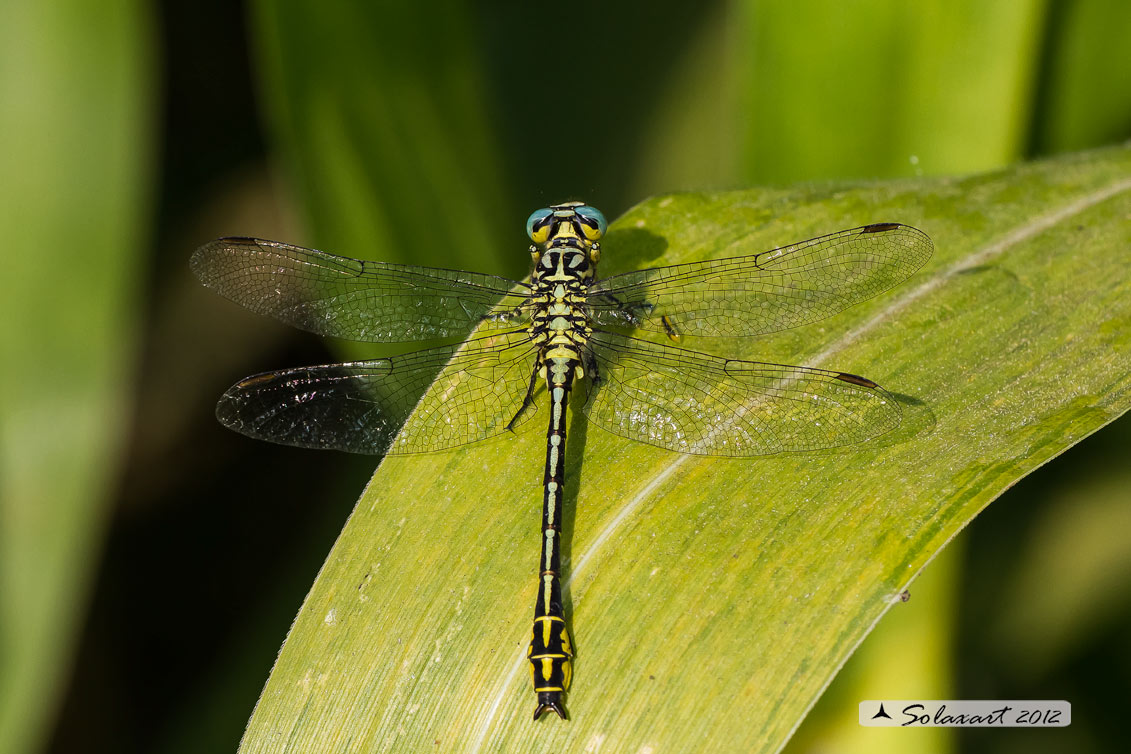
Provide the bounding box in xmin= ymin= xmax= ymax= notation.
xmin=1 ymin=1 xmax=1128 ymax=753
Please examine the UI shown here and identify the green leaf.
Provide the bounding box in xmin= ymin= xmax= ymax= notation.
xmin=0 ymin=2 xmax=154 ymax=753
xmin=238 ymin=145 xmax=1131 ymax=753
xmin=250 ymin=0 xmax=515 ymax=275
xmin=731 ymin=0 xmax=1046 ymax=183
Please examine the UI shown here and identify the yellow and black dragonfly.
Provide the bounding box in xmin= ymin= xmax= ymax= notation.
xmin=191 ymin=202 xmax=932 ymax=720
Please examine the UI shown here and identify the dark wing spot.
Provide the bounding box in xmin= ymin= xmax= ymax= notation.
xmin=860 ymin=222 xmax=902 ymax=234
xmin=834 ymin=372 xmax=880 ymax=388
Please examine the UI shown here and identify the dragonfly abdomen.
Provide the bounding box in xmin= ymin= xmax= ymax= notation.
xmin=529 ymin=354 xmax=577 ymax=720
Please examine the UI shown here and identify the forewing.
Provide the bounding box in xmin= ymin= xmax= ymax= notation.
xmin=588 ymin=224 xmax=931 ymax=337
xmin=582 ymin=331 xmax=900 ymax=456
xmin=216 ymin=330 xmax=541 ymax=454
xmin=192 ymin=237 xmax=531 ymax=342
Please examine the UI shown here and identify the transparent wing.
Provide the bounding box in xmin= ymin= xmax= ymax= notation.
xmin=192 ymin=237 xmax=532 ymax=342
xmin=588 ymin=223 xmax=931 ymax=337
xmin=216 ymin=330 xmax=541 ymax=454
xmin=582 ymin=331 xmax=899 ymax=456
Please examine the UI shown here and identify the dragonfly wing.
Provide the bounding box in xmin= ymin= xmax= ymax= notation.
xmin=581 ymin=331 xmax=900 ymax=456
xmin=217 ymin=330 xmax=541 ymax=454
xmin=588 ymin=224 xmax=931 ymax=337
xmin=192 ymin=237 xmax=532 ymax=342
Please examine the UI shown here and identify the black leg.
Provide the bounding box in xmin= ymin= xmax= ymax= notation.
xmin=507 ymin=365 xmax=542 ymax=431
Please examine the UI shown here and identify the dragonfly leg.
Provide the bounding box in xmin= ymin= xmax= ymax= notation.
xmin=582 ymin=350 xmax=602 ymax=387
xmin=597 ymin=292 xmax=656 ymax=328
xmin=506 ymin=365 xmax=541 ymax=432
xmin=598 ymin=294 xmax=678 ymax=340
xmin=483 ymin=306 xmax=524 ymax=324
xmin=608 ymin=296 xmax=679 ymax=341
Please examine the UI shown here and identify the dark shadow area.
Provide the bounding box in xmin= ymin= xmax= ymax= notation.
xmin=50 ymin=329 xmax=371 ymax=754
xmin=599 ymin=227 xmax=670 ymax=273
xmin=880 ymin=391 xmax=939 ymax=448
xmin=956 ymin=263 xmax=1022 ymax=284
xmin=476 ymin=0 xmax=721 ymax=219
xmin=1026 ymin=0 xmax=1070 ymax=156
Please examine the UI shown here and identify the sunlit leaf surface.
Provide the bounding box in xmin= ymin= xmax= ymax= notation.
xmin=239 ymin=146 xmax=1131 ymax=753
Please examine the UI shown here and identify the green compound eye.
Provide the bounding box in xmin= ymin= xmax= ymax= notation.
xmin=526 ymin=208 xmax=554 ymax=244
xmin=575 ymin=205 xmax=607 ymax=240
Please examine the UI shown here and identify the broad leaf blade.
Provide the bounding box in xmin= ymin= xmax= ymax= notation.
xmin=239 ymin=145 xmax=1131 ymax=753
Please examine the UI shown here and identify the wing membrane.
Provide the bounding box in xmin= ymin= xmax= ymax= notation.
xmin=216 ymin=330 xmax=541 ymax=454
xmin=588 ymin=223 xmax=931 ymax=337
xmin=582 ymin=331 xmax=899 ymax=456
xmin=192 ymin=237 xmax=532 ymax=342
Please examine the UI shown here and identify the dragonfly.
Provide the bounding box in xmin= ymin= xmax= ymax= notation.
xmin=191 ymin=202 xmax=932 ymax=720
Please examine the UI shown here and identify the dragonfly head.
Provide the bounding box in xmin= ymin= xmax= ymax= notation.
xmin=527 ymin=202 xmax=606 ymax=266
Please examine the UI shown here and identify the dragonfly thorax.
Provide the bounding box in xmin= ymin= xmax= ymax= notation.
xmin=529 ymin=249 xmax=593 ymax=343
xmin=527 ymin=209 xmax=600 ymax=385
xmin=535 ymin=246 xmax=594 ymax=278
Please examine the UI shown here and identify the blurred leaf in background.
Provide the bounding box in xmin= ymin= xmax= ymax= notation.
xmin=4 ymin=0 xmax=1128 ymax=753
xmin=252 ymin=1 xmax=513 ymax=273
xmin=735 ymin=0 xmax=1046 ymax=183
xmin=0 ymin=2 xmax=155 ymax=754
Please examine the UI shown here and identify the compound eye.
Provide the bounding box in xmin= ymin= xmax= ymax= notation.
xmin=526 ymin=208 xmax=554 ymax=244
xmin=575 ymin=205 xmax=607 ymax=241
